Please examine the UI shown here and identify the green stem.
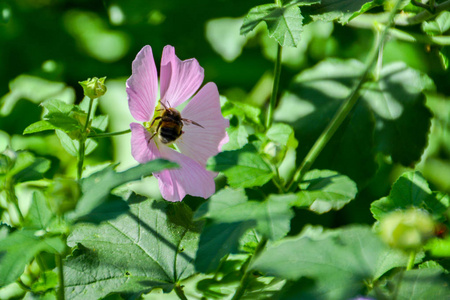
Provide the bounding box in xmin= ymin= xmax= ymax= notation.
xmin=265 ymin=43 xmax=283 ymax=130
xmin=406 ymin=250 xmax=416 ymax=270
xmin=56 ymin=254 xmax=65 ymax=300
xmin=231 ymin=238 xmax=267 ymax=300
xmin=88 ymin=129 xmax=131 ymax=138
xmin=5 ymin=178 xmax=24 ymax=225
xmin=395 ymin=0 xmax=450 ymax=26
xmin=174 ymin=283 xmax=189 ymax=300
xmin=285 ymin=0 xmax=403 ymax=191
xmin=77 ymin=97 xmax=95 ymax=180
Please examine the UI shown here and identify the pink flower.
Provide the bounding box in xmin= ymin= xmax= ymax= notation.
xmin=126 ymin=45 xmax=229 ymax=202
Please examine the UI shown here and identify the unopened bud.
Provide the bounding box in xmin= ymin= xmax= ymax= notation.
xmin=263 ymin=142 xmax=286 ymax=165
xmin=79 ymin=77 xmax=107 ymax=99
xmin=379 ymin=208 xmax=435 ymax=251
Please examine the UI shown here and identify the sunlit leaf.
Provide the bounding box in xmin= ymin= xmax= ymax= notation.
xmin=23 ymin=191 xmax=53 ymax=230
xmin=65 ymin=199 xmax=200 ymax=299
xmin=304 ymin=0 xmax=375 ymax=24
xmin=207 ymin=144 xmax=274 ymax=188
xmin=295 ymin=169 xmax=358 ymax=214
xmin=422 ymin=11 xmax=450 ymax=36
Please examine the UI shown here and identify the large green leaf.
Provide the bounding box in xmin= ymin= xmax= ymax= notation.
xmin=251 ymin=225 xmax=410 ymax=300
xmin=67 ymin=159 xmax=178 ymax=221
xmin=295 ymin=169 xmax=358 ymax=214
xmin=64 ymin=198 xmax=201 ymax=299
xmin=362 ymin=63 xmax=433 ymax=165
xmin=0 ymin=230 xmax=65 ymax=286
xmin=371 ymin=171 xmax=449 ymax=221
xmin=394 ymin=268 xmax=450 ymax=299
xmin=6 ymin=150 xmax=51 ymax=183
xmin=23 ymin=191 xmax=53 ymax=230
xmin=207 ymin=144 xmax=274 ymax=188
xmin=303 ymin=0 xmax=375 ymax=24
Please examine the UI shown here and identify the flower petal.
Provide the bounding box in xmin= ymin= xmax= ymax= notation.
xmin=130 ymin=123 xmax=160 ymax=163
xmin=176 ymin=82 xmax=230 ymax=165
xmin=126 ymin=45 xmax=158 ymax=122
xmin=160 ymin=45 xmax=204 ymax=108
xmin=155 ymin=145 xmax=216 ymax=202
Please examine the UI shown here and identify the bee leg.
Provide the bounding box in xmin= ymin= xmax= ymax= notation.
xmin=148 ymin=116 xmax=161 ymax=128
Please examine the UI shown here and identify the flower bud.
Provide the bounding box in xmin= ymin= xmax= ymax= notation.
xmin=379 ymin=208 xmax=435 ymax=251
xmin=47 ymin=178 xmax=80 ymax=215
xmin=79 ymin=77 xmax=107 ymax=99
xmin=263 ymin=141 xmax=286 ymax=165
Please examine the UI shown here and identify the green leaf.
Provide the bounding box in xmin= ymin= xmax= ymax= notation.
xmin=304 ymin=0 xmax=374 ymax=24
xmin=241 ymin=1 xmax=319 ymax=47
xmin=362 ymin=63 xmax=433 ymax=165
xmin=23 ymin=191 xmax=53 ymax=230
xmin=67 ymin=159 xmax=178 ymax=221
xmin=196 ymin=188 xmax=295 ymax=241
xmin=266 ymin=122 xmax=296 ymax=147
xmin=295 ymin=169 xmax=358 ymax=214
xmin=207 ymin=144 xmax=274 ymax=188
xmin=439 ymin=46 xmax=449 ymax=70
xmin=65 ymin=199 xmax=201 ymax=299
xmin=222 ymin=100 xmax=262 ymax=129
xmin=8 ymin=151 xmax=51 ymax=183
xmin=23 ymin=120 xmax=59 ymax=134
xmin=422 ymin=11 xmax=450 ymax=36
xmin=278 ymin=59 xmax=377 ymax=186
xmin=222 ymin=124 xmax=249 ymax=151
xmin=394 ymin=268 xmax=450 ymax=299
xmin=55 ymin=130 xmax=98 ymax=157
xmin=0 ymin=230 xmax=65 ymax=286
xmin=252 ymin=225 xmax=411 ymax=299
xmin=370 ymin=171 xmax=449 ymax=221
xmin=195 ymin=221 xmax=255 ymax=273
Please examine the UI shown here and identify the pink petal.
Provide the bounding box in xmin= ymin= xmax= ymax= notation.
xmin=126 ymin=45 xmax=158 ymax=122
xmin=155 ymin=145 xmax=216 ymax=202
xmin=159 ymin=45 xmax=204 ymax=108
xmin=176 ymin=82 xmax=230 ymax=165
xmin=130 ymin=123 xmax=160 ymax=163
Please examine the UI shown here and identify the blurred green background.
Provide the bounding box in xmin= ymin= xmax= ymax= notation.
xmin=1 ymin=0 xmax=449 ymax=228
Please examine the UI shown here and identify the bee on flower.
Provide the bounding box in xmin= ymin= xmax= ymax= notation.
xmin=127 ymin=45 xmax=229 ymax=202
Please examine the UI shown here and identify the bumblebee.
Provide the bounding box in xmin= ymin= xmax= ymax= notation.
xmin=148 ymin=101 xmax=204 ymax=144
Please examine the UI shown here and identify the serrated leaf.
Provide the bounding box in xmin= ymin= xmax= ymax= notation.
xmin=370 ymin=171 xmax=449 ymax=221
xmin=295 ymin=169 xmax=357 ymax=214
xmin=65 ymin=198 xmax=201 ymax=299
xmin=266 ymin=123 xmax=296 ymax=146
xmin=0 ymin=230 xmax=65 ymax=286
xmin=241 ymin=3 xmax=309 ymax=47
xmin=23 ymin=120 xmax=59 ymax=134
xmin=362 ymin=63 xmax=433 ymax=165
xmin=422 ymin=11 xmax=450 ymax=36
xmin=67 ymin=159 xmax=178 ymax=221
xmin=23 ymin=191 xmax=53 ymax=230
xmin=252 ymin=225 xmax=411 ymax=300
xmin=304 ymin=0 xmax=374 ymax=24
xmin=207 ymin=144 xmax=274 ymax=188
xmin=222 ymin=100 xmax=262 ymax=128
xmin=222 ymin=125 xmax=249 ymax=151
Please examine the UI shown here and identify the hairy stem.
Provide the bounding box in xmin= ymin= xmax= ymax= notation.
xmin=88 ymin=129 xmax=131 ymax=138
xmin=286 ymin=0 xmax=403 ymax=190
xmin=231 ymin=238 xmax=267 ymax=300
xmin=174 ymin=283 xmax=189 ymax=300
xmin=77 ymin=97 xmax=95 ymax=180
xmin=266 ymin=43 xmax=283 ymax=130
xmin=56 ymin=254 xmax=65 ymax=300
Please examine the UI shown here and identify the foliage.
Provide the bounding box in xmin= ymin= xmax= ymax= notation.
xmin=1 ymin=0 xmax=450 ymax=299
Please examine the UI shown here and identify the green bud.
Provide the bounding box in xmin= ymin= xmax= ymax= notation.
xmin=263 ymin=141 xmax=286 ymax=165
xmin=379 ymin=208 xmax=435 ymax=251
xmin=79 ymin=76 xmax=107 ymax=99
xmin=47 ymin=178 xmax=80 ymax=215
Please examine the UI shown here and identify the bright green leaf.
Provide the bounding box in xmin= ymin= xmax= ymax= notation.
xmin=266 ymin=123 xmax=296 ymax=146
xmin=252 ymin=225 xmax=411 ymax=299
xmin=67 ymin=159 xmax=178 ymax=221
xmin=23 ymin=191 xmax=53 ymax=230
xmin=295 ymin=169 xmax=358 ymax=214
xmin=65 ymin=199 xmax=201 ymax=299
xmin=8 ymin=151 xmax=50 ymax=183
xmin=304 ymin=0 xmax=374 ymax=24
xmin=222 ymin=125 xmax=249 ymax=151
xmin=55 ymin=130 xmax=98 ymax=157
xmin=422 ymin=11 xmax=450 ymax=36
xmin=0 ymin=230 xmax=65 ymax=286
xmin=207 ymin=144 xmax=274 ymax=188
xmin=370 ymin=171 xmax=449 ymax=221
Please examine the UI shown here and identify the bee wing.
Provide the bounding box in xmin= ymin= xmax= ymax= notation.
xmin=182 ymin=118 xmax=204 ymax=128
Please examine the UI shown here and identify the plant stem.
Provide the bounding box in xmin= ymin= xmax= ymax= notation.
xmin=77 ymin=97 xmax=95 ymax=180
xmin=174 ymin=283 xmax=188 ymax=300
xmin=285 ymin=0 xmax=403 ymax=191
xmin=56 ymin=254 xmax=65 ymax=300
xmin=231 ymin=238 xmax=267 ymax=300
xmin=88 ymin=129 xmax=131 ymax=138
xmin=265 ymin=43 xmax=283 ymax=130
xmin=406 ymin=250 xmax=416 ymax=270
